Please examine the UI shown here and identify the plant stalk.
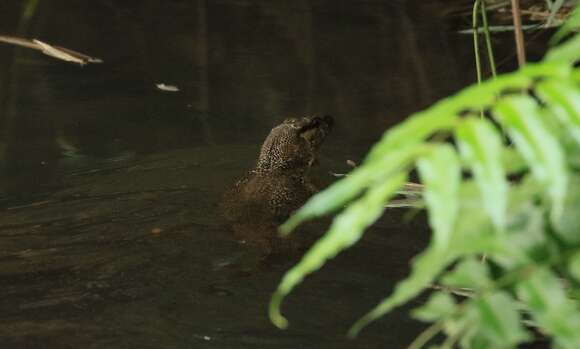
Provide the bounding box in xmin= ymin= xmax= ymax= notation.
xmin=472 ymin=0 xmax=483 ymax=86
xmin=481 ymin=0 xmax=497 ymax=78
xmin=511 ymin=0 xmax=527 ymax=66
xmin=406 ymin=320 xmax=444 ymax=349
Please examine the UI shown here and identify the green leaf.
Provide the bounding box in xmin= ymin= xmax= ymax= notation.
xmin=493 ymin=96 xmax=568 ymax=223
xmin=501 ymin=147 xmax=527 ymax=174
xmin=451 ymin=304 xmax=482 ymax=348
xmin=347 ymin=182 xmax=500 ymax=336
xmin=348 ymin=246 xmax=452 ymax=338
xmin=516 ymin=268 xmax=566 ymax=311
xmin=474 ymin=292 xmax=531 ymax=347
xmin=574 ymin=69 xmax=580 ymax=84
xmin=270 ymin=173 xmax=407 ymax=329
xmin=365 ymin=111 xmax=456 ymax=162
xmin=569 ymin=251 xmax=580 ymax=282
xmin=546 ymin=34 xmax=580 ymax=64
xmin=280 ymin=146 xmax=419 ymax=235
xmin=451 ymin=181 xmax=501 ymax=255
xmin=456 ymin=117 xmax=508 ymax=231
xmin=551 ymin=5 xmax=580 ymax=44
xmin=519 ymin=61 xmax=571 ymax=80
xmin=500 ymin=195 xmax=553 ymax=267
xmin=442 ymin=257 xmax=491 ymax=290
xmin=535 ymin=80 xmax=580 ymax=146
xmin=267 ymin=11 xmax=580 ymax=346
xmin=365 ymin=64 xmax=565 ymax=164
xmin=460 ymin=334 xmax=491 ymax=349
xmin=412 ymin=291 xmax=456 ymax=322
xmin=417 ymin=144 xmax=461 ymax=249
xmin=517 ymin=268 xmax=580 ymax=349
xmin=555 ymin=173 xmax=580 ymax=244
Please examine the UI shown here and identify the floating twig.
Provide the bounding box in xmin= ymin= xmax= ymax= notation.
xmin=0 ymin=34 xmax=103 ymax=65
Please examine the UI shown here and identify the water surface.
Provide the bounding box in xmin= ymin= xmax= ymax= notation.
xmin=0 ymin=1 xmax=522 ymax=347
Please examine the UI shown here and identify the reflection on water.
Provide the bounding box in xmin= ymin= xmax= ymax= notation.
xmin=0 ymin=0 xmax=501 ymax=347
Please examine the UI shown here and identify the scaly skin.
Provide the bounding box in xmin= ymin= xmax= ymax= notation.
xmin=221 ymin=115 xmax=333 ymax=251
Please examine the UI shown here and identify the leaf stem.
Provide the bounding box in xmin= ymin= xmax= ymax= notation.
xmin=406 ymin=320 xmax=444 ymax=349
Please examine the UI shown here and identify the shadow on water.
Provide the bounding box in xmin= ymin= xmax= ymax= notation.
xmin=0 ymin=0 xmax=533 ymax=347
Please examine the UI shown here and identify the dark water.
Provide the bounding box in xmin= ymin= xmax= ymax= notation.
xmin=0 ymin=1 xmax=530 ymax=348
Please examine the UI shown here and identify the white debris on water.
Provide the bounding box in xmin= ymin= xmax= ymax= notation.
xmin=156 ymin=83 xmax=180 ymax=92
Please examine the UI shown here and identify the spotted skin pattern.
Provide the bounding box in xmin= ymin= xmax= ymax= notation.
xmin=221 ymin=115 xmax=333 ymax=251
